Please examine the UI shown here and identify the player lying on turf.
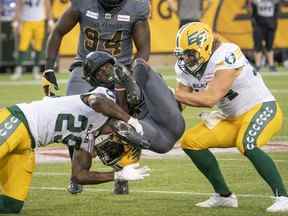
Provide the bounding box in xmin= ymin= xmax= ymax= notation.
xmin=173 ymin=22 xmax=288 ymax=213
xmin=0 ymin=87 xmax=150 ymax=214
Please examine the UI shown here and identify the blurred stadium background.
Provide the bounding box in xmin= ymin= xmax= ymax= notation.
xmin=0 ymin=0 xmax=288 ymax=215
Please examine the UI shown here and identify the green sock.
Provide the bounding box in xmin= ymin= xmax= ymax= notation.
xmin=0 ymin=195 xmax=24 ymax=213
xmin=183 ymin=149 xmax=231 ymax=195
xmin=34 ymin=51 xmax=41 ymax=66
xmin=16 ymin=51 xmax=25 ymax=66
xmin=245 ymin=147 xmax=287 ymax=197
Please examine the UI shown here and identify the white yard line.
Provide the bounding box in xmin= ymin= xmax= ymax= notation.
xmin=30 ymin=186 xmax=276 ymax=199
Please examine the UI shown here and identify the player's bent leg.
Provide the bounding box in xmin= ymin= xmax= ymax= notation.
xmin=237 ymin=102 xmax=288 ymax=212
xmin=181 ymin=122 xmax=238 ymax=207
xmin=133 ymin=61 xmax=185 ymax=152
xmin=0 ymin=195 xmax=24 ymax=214
xmin=133 ymin=61 xmax=184 ymax=131
xmin=237 ymin=102 xmax=287 ymax=197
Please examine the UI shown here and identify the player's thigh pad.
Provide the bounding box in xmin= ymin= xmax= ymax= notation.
xmin=0 ymin=151 xmax=35 ymax=201
xmin=181 ymin=120 xmax=238 ymax=150
xmin=0 ymin=108 xmax=35 ymax=201
xmin=19 ymin=21 xmax=33 ymax=52
xmin=236 ymin=102 xmax=283 ymax=154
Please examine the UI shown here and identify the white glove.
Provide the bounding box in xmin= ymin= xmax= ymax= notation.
xmin=199 ymin=111 xmax=227 ymax=129
xmin=114 ymin=163 xmax=150 ymax=181
xmin=128 ymin=117 xmax=144 ymax=135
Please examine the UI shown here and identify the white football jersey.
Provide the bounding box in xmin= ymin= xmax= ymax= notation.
xmin=20 ymin=0 xmax=46 ymax=21
xmin=175 ymin=42 xmax=275 ymax=117
xmin=17 ymin=87 xmax=115 ymax=147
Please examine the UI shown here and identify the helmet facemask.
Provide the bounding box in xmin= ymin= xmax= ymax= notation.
xmin=175 ymin=49 xmax=205 ymax=75
xmin=94 ymin=63 xmax=115 ymax=89
xmin=87 ymin=120 xmax=141 ymax=170
xmin=83 ymin=62 xmax=115 ymax=89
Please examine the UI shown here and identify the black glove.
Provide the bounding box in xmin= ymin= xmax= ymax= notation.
xmin=41 ymin=69 xmax=59 ymax=96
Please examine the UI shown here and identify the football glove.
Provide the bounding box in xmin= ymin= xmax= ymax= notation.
xmin=114 ymin=163 xmax=150 ymax=181
xmin=41 ymin=69 xmax=59 ymax=96
xmin=127 ymin=117 xmax=143 ymax=135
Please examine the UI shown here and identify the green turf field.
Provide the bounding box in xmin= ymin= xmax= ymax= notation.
xmin=19 ymin=153 xmax=288 ymax=215
xmin=0 ymin=67 xmax=288 ymax=215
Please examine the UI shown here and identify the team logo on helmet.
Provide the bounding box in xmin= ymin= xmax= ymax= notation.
xmin=188 ymin=30 xmax=208 ymax=47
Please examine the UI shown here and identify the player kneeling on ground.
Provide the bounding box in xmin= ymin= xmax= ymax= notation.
xmin=174 ymin=22 xmax=288 ymax=213
xmin=0 ymin=86 xmax=150 ymax=214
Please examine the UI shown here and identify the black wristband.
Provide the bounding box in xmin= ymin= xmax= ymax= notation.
xmin=45 ymin=58 xmax=57 ymax=70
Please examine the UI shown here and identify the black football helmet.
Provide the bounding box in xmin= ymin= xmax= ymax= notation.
xmin=98 ymin=0 xmax=124 ymax=10
xmin=82 ymin=51 xmax=116 ymax=88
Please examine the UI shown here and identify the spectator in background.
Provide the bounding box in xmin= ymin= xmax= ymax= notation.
xmin=248 ymin=0 xmax=280 ymax=73
xmin=10 ymin=0 xmax=53 ymax=80
xmin=167 ymin=0 xmax=203 ymax=28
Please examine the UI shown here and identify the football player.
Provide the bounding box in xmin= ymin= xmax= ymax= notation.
xmin=0 ymin=87 xmax=150 ymax=214
xmin=42 ymin=0 xmax=151 ymax=193
xmin=174 ymin=22 xmax=288 ymax=213
xmin=11 ymin=0 xmax=54 ymax=80
xmin=82 ymin=51 xmax=185 ymax=156
xmin=42 ymin=0 xmax=150 ymax=96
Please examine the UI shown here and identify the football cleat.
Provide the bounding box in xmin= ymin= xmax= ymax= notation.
xmin=10 ymin=66 xmax=23 ymax=80
xmin=114 ymin=64 xmax=142 ymax=107
xmin=67 ymin=180 xmax=83 ymax=195
xmin=266 ymin=196 xmax=288 ymax=213
xmin=195 ymin=193 xmax=238 ymax=208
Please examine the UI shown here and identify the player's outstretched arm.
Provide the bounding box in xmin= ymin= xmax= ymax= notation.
xmin=42 ymin=5 xmax=80 ymax=96
xmin=71 ymin=149 xmax=115 ymax=185
xmin=71 ymin=150 xmax=150 ymax=185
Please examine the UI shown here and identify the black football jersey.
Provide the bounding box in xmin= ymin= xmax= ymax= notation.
xmin=71 ymin=0 xmax=149 ymax=66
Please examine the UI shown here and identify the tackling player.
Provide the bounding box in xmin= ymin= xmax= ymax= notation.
xmin=174 ymin=22 xmax=288 ymax=213
xmin=11 ymin=0 xmax=53 ymax=80
xmin=0 ymin=87 xmax=150 ymax=214
xmin=82 ymin=51 xmax=185 ymax=156
xmin=42 ymin=0 xmax=151 ymax=193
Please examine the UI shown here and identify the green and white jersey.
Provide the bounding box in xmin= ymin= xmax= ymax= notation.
xmin=20 ymin=0 xmax=46 ymax=21
xmin=17 ymin=87 xmax=115 ymax=147
xmin=175 ymin=42 xmax=275 ymax=117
